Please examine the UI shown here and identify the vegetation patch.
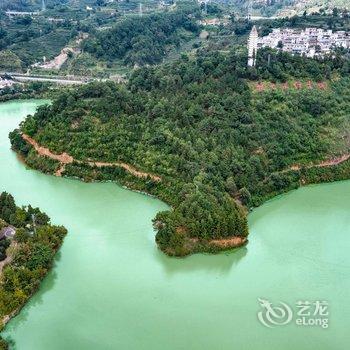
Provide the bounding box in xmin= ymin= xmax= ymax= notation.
xmin=82 ymin=6 xmax=200 ymax=66
xmin=9 ymin=48 xmax=350 ymax=256
xmin=0 ymin=192 xmax=67 ymax=348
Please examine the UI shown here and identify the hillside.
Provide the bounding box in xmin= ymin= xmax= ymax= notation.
xmin=250 ymin=0 xmax=350 ymax=17
xmin=0 ymin=10 xmax=79 ymax=70
xmin=281 ymin=0 xmax=350 ymax=16
xmin=0 ymin=0 xmax=96 ymax=11
xmin=10 ymin=48 xmax=350 ymax=256
xmin=82 ymin=6 xmax=201 ymax=67
xmin=0 ymin=2 xmax=202 ymax=74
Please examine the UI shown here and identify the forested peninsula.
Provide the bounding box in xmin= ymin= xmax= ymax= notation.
xmin=10 ymin=48 xmax=350 ymax=256
xmin=0 ymin=192 xmax=67 ymax=349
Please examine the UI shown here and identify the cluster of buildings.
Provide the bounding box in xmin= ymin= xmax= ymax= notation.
xmin=257 ymin=27 xmax=350 ymax=58
xmin=247 ymin=26 xmax=350 ymax=66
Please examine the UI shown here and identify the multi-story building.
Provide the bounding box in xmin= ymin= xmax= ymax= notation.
xmin=256 ymin=28 xmax=350 ymax=58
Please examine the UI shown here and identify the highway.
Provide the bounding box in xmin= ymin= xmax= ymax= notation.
xmin=11 ymin=76 xmax=87 ymax=85
xmin=0 ymin=72 xmax=126 ymax=85
xmin=0 ymin=72 xmax=101 ymax=85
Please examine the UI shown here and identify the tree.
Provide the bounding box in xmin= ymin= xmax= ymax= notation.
xmin=15 ymin=228 xmax=30 ymax=243
xmin=239 ymin=188 xmax=251 ymax=206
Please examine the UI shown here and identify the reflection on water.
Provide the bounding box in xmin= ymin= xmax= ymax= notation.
xmin=155 ymin=247 xmax=248 ymax=276
xmin=1 ymin=100 xmax=350 ymax=350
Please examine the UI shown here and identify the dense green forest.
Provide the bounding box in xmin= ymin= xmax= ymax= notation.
xmin=0 ymin=0 xmax=95 ymax=11
xmin=0 ymin=0 xmax=42 ymax=11
xmin=10 ymin=48 xmax=350 ymax=255
xmin=0 ymin=192 xmax=67 ymax=349
xmin=82 ymin=6 xmax=200 ymax=66
xmin=0 ymin=12 xmax=77 ymax=69
xmin=0 ymin=81 xmax=49 ymax=102
xmin=0 ymin=1 xmax=201 ymax=72
xmin=0 ymin=1 xmax=136 ymax=71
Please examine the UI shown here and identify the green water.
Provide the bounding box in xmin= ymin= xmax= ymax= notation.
xmin=0 ymin=100 xmax=349 ymax=350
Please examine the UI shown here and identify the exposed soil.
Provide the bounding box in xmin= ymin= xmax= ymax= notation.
xmin=88 ymin=161 xmax=161 ymax=181
xmin=22 ymin=133 xmax=161 ymax=182
xmin=288 ymin=154 xmax=350 ymax=172
xmin=0 ymin=241 xmax=17 ymax=275
xmin=208 ymin=236 xmax=247 ymax=249
xmin=22 ymin=134 xmax=74 ymax=164
xmin=252 ymin=80 xmax=328 ymax=92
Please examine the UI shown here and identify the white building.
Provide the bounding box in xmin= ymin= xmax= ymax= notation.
xmin=257 ymin=27 xmax=350 ymax=58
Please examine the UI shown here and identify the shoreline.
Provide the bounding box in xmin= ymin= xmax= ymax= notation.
xmin=0 ymin=246 xmax=65 ymax=332
xmin=1 ymin=246 xmax=62 ymax=330
xmin=21 ymin=133 xmax=162 ymax=182
xmin=13 ymin=134 xmax=249 ymax=256
xmin=0 ymin=196 xmax=67 ymax=348
xmin=6 ymin=97 xmax=350 ymax=257
xmin=14 ymin=131 xmax=350 ymax=256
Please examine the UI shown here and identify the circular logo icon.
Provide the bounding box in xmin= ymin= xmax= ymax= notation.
xmin=257 ymin=298 xmax=293 ymax=328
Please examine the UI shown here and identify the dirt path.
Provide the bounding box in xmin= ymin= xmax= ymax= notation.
xmin=288 ymin=153 xmax=350 ymax=172
xmin=22 ymin=134 xmax=161 ymax=182
xmin=209 ymin=236 xmax=247 ymax=248
xmin=22 ymin=134 xmax=74 ymax=163
xmin=23 ymin=132 xmax=349 ymax=183
xmin=0 ymin=242 xmax=17 ymax=275
xmin=55 ymin=163 xmax=66 ymax=177
xmin=89 ymin=161 xmax=161 ymax=181
xmin=0 ymin=255 xmax=11 ymax=274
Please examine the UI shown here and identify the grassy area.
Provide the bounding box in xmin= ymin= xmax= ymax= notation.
xmin=61 ymin=53 xmax=132 ymax=77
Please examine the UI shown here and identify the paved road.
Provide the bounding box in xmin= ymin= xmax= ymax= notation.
xmin=13 ymin=76 xmax=87 ymax=85
xmin=1 ymin=72 xmax=100 ymax=85
xmin=1 ymin=72 xmax=125 ymax=85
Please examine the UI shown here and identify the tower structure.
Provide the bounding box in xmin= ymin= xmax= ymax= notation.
xmin=247 ymin=25 xmax=258 ymax=67
xmin=139 ymin=3 xmax=143 ymax=17
xmin=247 ymin=0 xmax=252 ymax=20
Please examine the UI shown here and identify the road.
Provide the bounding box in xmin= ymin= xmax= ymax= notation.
xmin=1 ymin=72 xmax=126 ymax=85
xmin=0 ymin=72 xmax=101 ymax=85
xmin=12 ymin=76 xmax=87 ymax=85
